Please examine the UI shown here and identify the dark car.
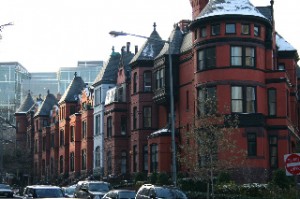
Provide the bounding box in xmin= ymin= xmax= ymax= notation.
xmin=73 ymin=180 xmax=111 ymax=199
xmin=22 ymin=185 xmax=66 ymax=198
xmin=135 ymin=184 xmax=188 ymax=199
xmin=102 ymin=189 xmax=136 ymax=199
xmin=0 ymin=183 xmax=14 ymax=198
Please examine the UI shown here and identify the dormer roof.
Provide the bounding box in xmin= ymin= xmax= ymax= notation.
xmin=34 ymin=91 xmax=58 ymax=117
xmin=16 ymin=91 xmax=35 ymax=114
xmin=130 ymin=23 xmax=165 ymax=63
xmin=59 ymin=73 xmax=86 ymax=104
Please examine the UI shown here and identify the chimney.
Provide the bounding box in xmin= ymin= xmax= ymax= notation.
xmin=126 ymin=42 xmax=131 ymax=53
xmin=178 ymin=20 xmax=191 ymax=33
xmin=135 ymin=45 xmax=138 ymax=54
xmin=190 ymin=0 xmax=209 ymax=20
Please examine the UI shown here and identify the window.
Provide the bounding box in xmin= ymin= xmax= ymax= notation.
xmin=42 ymin=136 xmax=46 ymax=151
xmin=143 ymin=106 xmax=152 ymax=128
xmin=70 ymin=126 xmax=75 ymax=142
xmin=231 ymin=46 xmax=255 ymax=67
xmin=95 ymin=115 xmax=100 ymax=136
xmin=95 ymin=146 xmax=100 ymax=167
xmin=268 ymin=89 xmax=276 ymax=116
xmin=82 ymin=121 xmax=87 ymax=139
xmin=278 ymin=63 xmax=285 ymax=70
xmin=155 ymin=69 xmax=164 ymax=89
xmin=211 ymin=24 xmax=220 ymax=36
xmin=70 ymin=106 xmax=76 ymax=115
xmin=59 ymin=155 xmax=63 ymax=173
xmin=94 ymin=88 xmax=101 ymax=106
xmin=35 ymin=139 xmax=38 ymax=153
xmin=226 ymin=23 xmax=236 ymax=34
xmin=107 ymin=151 xmax=112 ymax=174
xmin=60 ymin=130 xmax=64 ymax=146
xmin=133 ymin=145 xmax=137 ymax=172
xmin=186 ymin=91 xmax=189 ymax=110
xmin=194 ymin=29 xmax=198 ymax=40
xmin=82 ymin=149 xmax=87 ymax=170
xmin=200 ymin=27 xmax=207 ymax=38
xmin=107 ymin=117 xmax=112 ymax=138
xmin=121 ymin=151 xmax=127 ymax=174
xmin=198 ymin=87 xmax=217 ymax=116
xmin=247 ymin=133 xmax=257 ymax=156
xmin=121 ymin=116 xmax=127 ymax=135
xmin=231 ymin=86 xmax=256 ymax=113
xmin=50 ymin=134 xmax=54 ymax=148
xmin=197 ymin=47 xmax=216 ymax=70
xmin=118 ymin=87 xmax=124 ymax=102
xmin=50 ymin=158 xmax=54 ymax=175
xmin=254 ymin=25 xmax=260 ymax=37
xmin=43 ymin=119 xmax=48 ymax=127
xmin=70 ymin=152 xmax=74 ymax=171
xmin=241 ymin=24 xmax=250 ymax=35
xmin=269 ymin=136 xmax=278 ymax=168
xmin=133 ymin=107 xmax=137 ymax=129
xmin=144 ymin=71 xmax=152 ymax=92
xmin=143 ymin=145 xmax=148 ymax=172
xmin=151 ymin=144 xmax=158 ymax=172
xmin=133 ymin=72 xmax=138 ymax=94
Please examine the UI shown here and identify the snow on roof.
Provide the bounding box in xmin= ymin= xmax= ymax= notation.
xmin=197 ymin=0 xmax=267 ymax=20
xmin=276 ymin=33 xmax=296 ymax=51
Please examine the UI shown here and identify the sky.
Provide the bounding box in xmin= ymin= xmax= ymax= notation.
xmin=0 ymin=0 xmax=299 ymax=73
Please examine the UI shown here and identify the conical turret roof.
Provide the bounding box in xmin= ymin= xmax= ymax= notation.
xmin=196 ymin=0 xmax=267 ymax=21
xmin=35 ymin=91 xmax=58 ymax=117
xmin=16 ymin=91 xmax=35 ymax=113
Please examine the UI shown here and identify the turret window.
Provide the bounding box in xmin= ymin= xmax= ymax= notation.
xmin=225 ymin=23 xmax=236 ymax=34
xmin=231 ymin=46 xmax=255 ymax=67
xmin=211 ymin=24 xmax=220 ymax=36
xmin=144 ymin=71 xmax=152 ymax=92
xmin=231 ymin=86 xmax=256 ymax=113
xmin=200 ymin=27 xmax=207 ymax=38
xmin=197 ymin=47 xmax=216 ymax=70
xmin=254 ymin=25 xmax=260 ymax=37
xmin=241 ymin=24 xmax=250 ymax=35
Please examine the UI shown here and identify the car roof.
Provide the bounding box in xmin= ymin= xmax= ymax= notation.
xmin=25 ymin=185 xmax=61 ymax=189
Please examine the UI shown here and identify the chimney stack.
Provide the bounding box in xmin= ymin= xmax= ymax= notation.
xmin=190 ymin=0 xmax=209 ymax=20
xmin=135 ymin=45 xmax=138 ymax=54
xmin=126 ymin=42 xmax=131 ymax=53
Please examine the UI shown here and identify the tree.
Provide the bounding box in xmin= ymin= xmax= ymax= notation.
xmin=178 ymin=88 xmax=246 ymax=198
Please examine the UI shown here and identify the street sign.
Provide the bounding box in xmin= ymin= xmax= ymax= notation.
xmin=284 ymin=153 xmax=300 ymax=176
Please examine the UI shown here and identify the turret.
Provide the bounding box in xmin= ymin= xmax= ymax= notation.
xmin=190 ymin=0 xmax=209 ymax=20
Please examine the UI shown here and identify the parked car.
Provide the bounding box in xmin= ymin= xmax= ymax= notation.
xmin=102 ymin=189 xmax=136 ymax=199
xmin=73 ymin=180 xmax=111 ymax=199
xmin=62 ymin=184 xmax=76 ymax=198
xmin=0 ymin=183 xmax=14 ymax=198
xmin=22 ymin=185 xmax=66 ymax=198
xmin=135 ymin=184 xmax=188 ymax=199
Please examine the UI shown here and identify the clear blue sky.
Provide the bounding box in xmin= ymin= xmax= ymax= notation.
xmin=0 ymin=0 xmax=299 ymax=72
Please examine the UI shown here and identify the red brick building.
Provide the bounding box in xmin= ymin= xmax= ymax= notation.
xmin=15 ymin=0 xmax=299 ymax=185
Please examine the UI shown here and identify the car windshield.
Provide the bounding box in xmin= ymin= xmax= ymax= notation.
xmin=35 ymin=188 xmax=64 ymax=198
xmin=119 ymin=191 xmax=136 ymax=199
xmin=65 ymin=186 xmax=75 ymax=194
xmin=155 ymin=187 xmax=187 ymax=199
xmin=89 ymin=183 xmax=109 ymax=192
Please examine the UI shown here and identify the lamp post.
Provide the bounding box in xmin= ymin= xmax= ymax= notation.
xmin=109 ymin=30 xmax=177 ymax=186
xmin=0 ymin=22 xmax=13 ymax=40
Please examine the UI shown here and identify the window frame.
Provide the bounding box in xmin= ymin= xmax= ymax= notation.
xmin=197 ymin=47 xmax=216 ymax=70
xmin=254 ymin=25 xmax=261 ymax=37
xmin=247 ymin=133 xmax=257 ymax=156
xmin=143 ymin=106 xmax=152 ymax=128
xmin=230 ymin=46 xmax=256 ymax=67
xmin=107 ymin=116 xmax=112 ymax=138
xmin=143 ymin=71 xmax=152 ymax=92
xmin=197 ymin=87 xmax=217 ymax=116
xmin=200 ymin=26 xmax=207 ymax=38
xmin=211 ymin=24 xmax=220 ymax=36
xmin=241 ymin=24 xmax=250 ymax=35
xmin=133 ymin=72 xmax=138 ymax=94
xmin=225 ymin=23 xmax=236 ymax=34
xmin=268 ymin=88 xmax=277 ymax=116
xmin=231 ymin=86 xmax=256 ymax=113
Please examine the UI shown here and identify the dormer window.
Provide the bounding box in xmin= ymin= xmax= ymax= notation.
xmin=226 ymin=23 xmax=236 ymax=34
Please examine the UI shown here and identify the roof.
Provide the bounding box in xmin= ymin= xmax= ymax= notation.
xmin=16 ymin=91 xmax=35 ymax=113
xmin=130 ymin=23 xmax=165 ymax=63
xmin=156 ymin=25 xmax=184 ymax=58
xmin=59 ymin=73 xmax=87 ymax=104
xmin=92 ymin=52 xmax=121 ymax=86
xmin=180 ymin=31 xmax=193 ymax=53
xmin=34 ymin=91 xmax=58 ymax=117
xmin=276 ymin=33 xmax=296 ymax=51
xmin=196 ymin=0 xmax=268 ymax=21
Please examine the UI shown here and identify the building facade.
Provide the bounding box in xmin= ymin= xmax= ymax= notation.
xmin=15 ymin=0 xmax=300 ymax=185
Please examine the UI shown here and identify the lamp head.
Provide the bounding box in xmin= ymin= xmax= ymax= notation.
xmin=109 ymin=31 xmax=127 ymax=37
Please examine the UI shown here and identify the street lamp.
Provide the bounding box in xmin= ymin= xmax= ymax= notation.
xmin=109 ymin=30 xmax=177 ymax=186
xmin=0 ymin=22 xmax=13 ymax=40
